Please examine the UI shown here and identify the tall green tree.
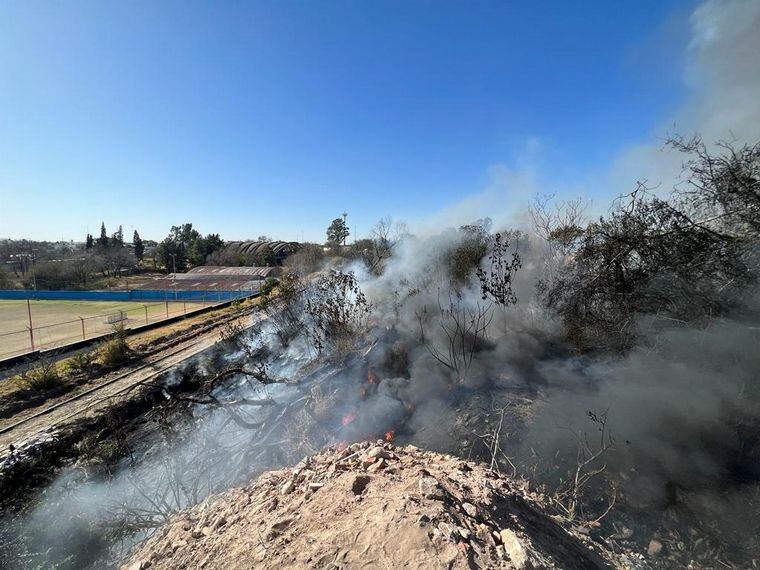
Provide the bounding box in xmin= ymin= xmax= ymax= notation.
xmin=85 ymin=233 xmax=94 ymax=250
xmin=326 ymin=217 xmax=350 ymax=247
xmin=98 ymin=222 xmax=109 ymax=248
xmin=113 ymin=225 xmax=124 ymax=247
xmin=156 ymin=223 xmax=200 ymax=273
xmin=133 ymin=230 xmax=144 ymax=261
xmin=188 ymin=233 xmax=224 ymax=265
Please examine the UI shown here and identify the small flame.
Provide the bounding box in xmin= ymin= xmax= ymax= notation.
xmin=367 ymin=369 xmax=378 ymax=384
xmin=384 ymin=430 xmax=395 ymax=442
xmin=342 ymin=411 xmax=357 ymax=426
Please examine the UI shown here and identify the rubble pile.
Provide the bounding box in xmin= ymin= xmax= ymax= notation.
xmin=125 ymin=443 xmax=631 ymax=569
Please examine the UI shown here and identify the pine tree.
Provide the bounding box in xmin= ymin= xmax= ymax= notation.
xmin=98 ymin=222 xmax=109 ymax=248
xmin=85 ymin=234 xmax=94 ymax=249
xmin=133 ymin=230 xmax=144 ymax=261
xmin=326 ymin=216 xmax=350 ymax=247
xmin=113 ymin=225 xmax=124 ymax=246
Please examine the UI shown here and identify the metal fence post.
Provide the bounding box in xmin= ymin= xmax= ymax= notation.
xmin=144 ymin=304 xmax=149 ymax=324
xmin=80 ymin=316 xmax=85 ymax=340
xmin=27 ymin=299 xmax=35 ymax=351
xmin=165 ymin=299 xmax=169 ymax=318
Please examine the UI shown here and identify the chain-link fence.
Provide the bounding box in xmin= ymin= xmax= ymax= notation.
xmin=0 ymin=296 xmax=248 ymax=361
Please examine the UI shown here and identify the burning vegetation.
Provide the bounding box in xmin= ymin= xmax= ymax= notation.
xmin=2 ymin=136 xmax=760 ymax=568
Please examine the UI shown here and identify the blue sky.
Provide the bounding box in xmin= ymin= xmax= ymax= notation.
xmin=1 ymin=0 xmax=750 ymax=243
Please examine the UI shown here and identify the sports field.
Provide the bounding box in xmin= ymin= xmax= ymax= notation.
xmin=0 ymin=299 xmax=201 ymax=360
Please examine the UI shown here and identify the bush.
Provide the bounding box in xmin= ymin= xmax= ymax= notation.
xmin=99 ymin=325 xmax=131 ymax=367
xmin=304 ymin=270 xmax=371 ymax=354
xmin=67 ymin=351 xmax=96 ymax=375
xmin=22 ymin=360 xmax=62 ymax=391
xmin=259 ymin=277 xmax=278 ymax=297
xmin=545 ymin=137 xmax=760 ymax=350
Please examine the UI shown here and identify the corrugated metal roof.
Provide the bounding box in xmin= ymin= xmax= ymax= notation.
xmin=223 ymin=241 xmax=301 ymax=259
xmin=134 ymin=277 xmax=260 ymax=292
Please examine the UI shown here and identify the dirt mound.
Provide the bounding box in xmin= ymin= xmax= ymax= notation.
xmin=125 ymin=443 xmax=630 ymax=569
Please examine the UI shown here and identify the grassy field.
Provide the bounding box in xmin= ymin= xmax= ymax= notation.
xmin=0 ymin=299 xmax=201 ymax=360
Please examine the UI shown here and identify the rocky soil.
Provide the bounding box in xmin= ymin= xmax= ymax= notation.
xmin=125 ymin=443 xmax=639 ymax=569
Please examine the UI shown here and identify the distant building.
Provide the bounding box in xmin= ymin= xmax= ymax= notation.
xmin=223 ymin=241 xmax=301 ymax=265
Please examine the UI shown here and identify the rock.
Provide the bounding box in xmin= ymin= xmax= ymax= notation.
xmin=438 ymin=522 xmax=457 ymax=540
xmin=572 ymin=525 xmax=591 ymax=536
xmin=367 ymin=447 xmax=390 ymax=459
xmin=308 ymin=482 xmax=324 ymax=491
xmin=417 ymin=514 xmax=430 ymax=526
xmin=280 ymin=480 xmax=295 ymax=495
xmin=367 ymin=458 xmax=386 ymax=472
xmin=127 ymin=561 xmax=151 ymax=570
xmin=361 ymin=457 xmax=377 ymax=469
xmin=462 ymin=502 xmax=477 ymax=517
xmin=419 ymin=477 xmax=445 ymax=500
xmin=499 ymin=529 xmax=541 ymax=570
xmin=647 ymin=539 xmax=663 ymax=556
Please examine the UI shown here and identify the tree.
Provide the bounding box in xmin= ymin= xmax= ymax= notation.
xmin=133 ymin=230 xmax=144 ymax=261
xmin=98 ymin=222 xmax=109 ymax=248
xmin=169 ymin=223 xmax=201 ymax=246
xmin=253 ymin=244 xmax=276 ymax=266
xmin=188 ymin=233 xmax=224 ymax=266
xmin=113 ymin=225 xmax=124 ymax=247
xmin=363 ymin=216 xmax=409 ymax=274
xmin=155 ymin=223 xmax=200 ymax=273
xmin=326 ymin=217 xmax=350 ymax=247
xmin=85 ymin=234 xmax=94 ymax=250
xmin=156 ymin=238 xmax=187 ymax=273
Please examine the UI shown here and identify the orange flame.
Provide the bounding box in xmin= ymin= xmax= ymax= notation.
xmin=342 ymin=411 xmax=357 ymax=426
xmin=367 ymin=369 xmax=378 ymax=384
xmin=384 ymin=430 xmax=395 ymax=442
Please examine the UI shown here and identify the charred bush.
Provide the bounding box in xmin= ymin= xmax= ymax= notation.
xmin=260 ymin=271 xmax=304 ymax=346
xmin=304 ymin=270 xmax=371 ymax=355
xmin=545 ymin=138 xmax=760 ymax=350
xmin=477 ymin=231 xmax=522 ymax=308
